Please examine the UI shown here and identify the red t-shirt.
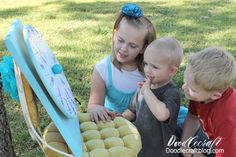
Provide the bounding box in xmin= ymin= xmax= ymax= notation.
xmin=189 ymin=87 xmax=236 ymax=157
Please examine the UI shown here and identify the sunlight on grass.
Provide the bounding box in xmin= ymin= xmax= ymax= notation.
xmin=1 ymin=0 xmax=236 ymax=156
xmin=207 ymin=30 xmax=231 ymax=42
xmin=178 ymin=19 xmax=196 ymax=27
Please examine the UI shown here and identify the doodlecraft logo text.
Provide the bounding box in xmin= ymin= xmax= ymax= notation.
xmin=165 ymin=135 xmax=224 ymax=155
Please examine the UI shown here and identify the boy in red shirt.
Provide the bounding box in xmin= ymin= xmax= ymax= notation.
xmin=181 ymin=47 xmax=236 ymax=157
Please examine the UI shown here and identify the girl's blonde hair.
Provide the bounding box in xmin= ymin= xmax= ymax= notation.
xmin=188 ymin=47 xmax=236 ymax=91
xmin=111 ymin=11 xmax=156 ymax=73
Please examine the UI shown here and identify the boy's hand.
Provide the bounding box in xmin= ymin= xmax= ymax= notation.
xmin=139 ymin=78 xmax=151 ymax=95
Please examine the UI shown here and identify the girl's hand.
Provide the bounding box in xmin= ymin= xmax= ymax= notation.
xmin=88 ymin=104 xmax=111 ymax=123
xmin=140 ymin=78 xmax=151 ymax=95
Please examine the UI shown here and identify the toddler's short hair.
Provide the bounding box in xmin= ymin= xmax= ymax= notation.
xmin=149 ymin=37 xmax=183 ymax=68
xmin=188 ymin=47 xmax=236 ymax=91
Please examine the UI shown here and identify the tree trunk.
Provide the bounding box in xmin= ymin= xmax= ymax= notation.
xmin=0 ymin=75 xmax=16 ymax=157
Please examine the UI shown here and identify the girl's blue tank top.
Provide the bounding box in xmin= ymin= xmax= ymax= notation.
xmin=104 ymin=56 xmax=136 ymax=113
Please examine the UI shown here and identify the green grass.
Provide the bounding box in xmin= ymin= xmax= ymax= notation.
xmin=1 ymin=0 xmax=236 ymax=156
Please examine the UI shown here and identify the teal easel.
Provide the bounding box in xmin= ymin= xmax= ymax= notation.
xmin=4 ymin=19 xmax=83 ymax=157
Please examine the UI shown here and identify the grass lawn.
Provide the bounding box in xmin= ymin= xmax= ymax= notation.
xmin=0 ymin=0 xmax=236 ymax=156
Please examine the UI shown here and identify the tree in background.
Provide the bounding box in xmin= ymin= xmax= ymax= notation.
xmin=0 ymin=75 xmax=16 ymax=157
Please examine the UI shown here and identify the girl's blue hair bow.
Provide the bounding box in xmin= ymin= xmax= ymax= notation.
xmin=122 ymin=3 xmax=143 ymax=18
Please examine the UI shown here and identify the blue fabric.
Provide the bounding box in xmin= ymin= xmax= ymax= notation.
xmin=0 ymin=56 xmax=19 ymax=101
xmin=177 ymin=106 xmax=188 ymax=125
xmin=104 ymin=56 xmax=136 ymax=113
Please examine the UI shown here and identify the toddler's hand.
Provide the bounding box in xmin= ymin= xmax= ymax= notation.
xmin=137 ymin=82 xmax=144 ymax=88
xmin=140 ymin=78 xmax=151 ymax=95
xmin=107 ymin=111 xmax=122 ymax=120
xmin=88 ymin=104 xmax=111 ymax=123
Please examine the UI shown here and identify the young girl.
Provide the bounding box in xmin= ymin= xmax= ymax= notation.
xmin=87 ymin=3 xmax=156 ymax=123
